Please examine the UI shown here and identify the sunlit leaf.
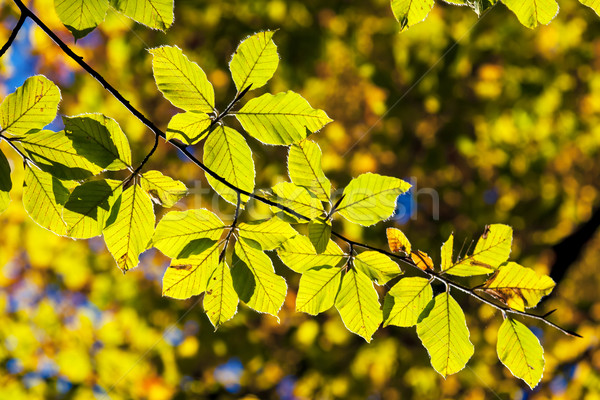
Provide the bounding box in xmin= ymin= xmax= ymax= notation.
xmin=411 ymin=250 xmax=434 ymax=271
xmin=229 ymin=31 xmax=279 ymax=92
xmin=354 ymin=251 xmax=401 ymax=285
xmin=441 ymin=232 xmax=454 ymax=271
xmin=152 ymin=209 xmax=225 ymax=258
xmin=497 ymin=317 xmax=545 ymax=388
xmin=236 ymin=91 xmax=332 ymax=145
xmin=580 ymin=0 xmax=600 ymax=16
xmin=162 ymin=243 xmax=220 ymax=300
xmin=63 ymin=179 xmax=123 ymax=239
xmin=383 ymin=277 xmax=432 ymax=327
xmin=23 ymin=165 xmax=69 ymax=236
xmin=0 ymin=150 xmax=12 ymax=213
xmin=140 ymin=170 xmax=187 ymax=208
xmin=308 ymin=219 xmax=331 ymax=254
xmin=288 ymin=140 xmax=331 ymax=202
xmin=110 ymin=0 xmax=174 ymax=30
xmin=63 ymin=114 xmax=132 ymax=170
xmin=417 ymin=292 xmax=474 ymax=377
xmin=501 ymin=0 xmax=559 ymax=28
xmin=166 ymin=111 xmax=211 ymax=145
xmin=150 ymin=46 xmax=214 ymax=113
xmin=232 ymin=238 xmax=287 ymax=317
xmin=0 ymin=75 xmax=61 ymax=136
xmin=277 ymin=235 xmax=346 ymax=273
xmin=335 ymin=268 xmax=382 ymax=342
xmin=481 ymin=262 xmax=555 ymax=311
xmin=103 ymin=184 xmax=155 ymax=272
xmin=335 ymin=173 xmax=411 ymax=226
xmin=296 ymin=266 xmax=342 ymax=315
xmin=386 ymin=227 xmax=411 ymax=254
xmin=270 ymin=182 xmax=324 ymax=220
xmin=204 ymin=259 xmax=238 ymax=328
xmin=444 ymin=224 xmax=512 ymax=276
xmin=204 ymin=125 xmax=254 ymax=205
xmin=391 ymin=0 xmax=434 ymax=31
xmin=237 ymin=217 xmax=297 ymax=251
xmin=55 ymin=0 xmax=108 ymax=39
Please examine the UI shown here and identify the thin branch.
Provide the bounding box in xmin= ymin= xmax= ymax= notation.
xmin=220 ymin=192 xmax=242 ymax=262
xmin=209 ymin=84 xmax=252 ymax=130
xmin=0 ymin=12 xmax=26 ymax=59
xmin=1 ymin=134 xmax=32 ymax=167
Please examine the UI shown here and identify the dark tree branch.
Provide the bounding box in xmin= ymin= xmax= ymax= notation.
xmin=0 ymin=12 xmax=26 ymax=59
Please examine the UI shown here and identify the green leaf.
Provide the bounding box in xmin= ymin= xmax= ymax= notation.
xmin=354 ymin=251 xmax=401 ymax=285
xmin=162 ymin=244 xmax=220 ymax=300
xmin=63 ymin=114 xmax=132 ymax=170
xmin=444 ymin=224 xmax=512 ymax=276
xmin=383 ymin=277 xmax=432 ymax=327
xmin=308 ymin=219 xmax=331 ymax=254
xmin=441 ymin=232 xmax=454 ymax=272
xmin=54 ymin=0 xmax=108 ymax=39
xmin=140 ymin=170 xmax=187 ymax=208
xmin=497 ymin=317 xmax=545 ymax=389
xmin=288 ymin=140 xmax=331 ymax=202
xmin=22 ymin=165 xmax=69 ymax=236
xmin=271 ymin=182 xmax=324 ymax=220
xmin=335 ymin=268 xmax=382 ymax=342
xmin=296 ymin=266 xmax=342 ymax=315
xmin=335 ymin=173 xmax=411 ymax=226
xmin=149 ymin=46 xmax=214 ymax=113
xmin=103 ymin=184 xmax=155 ymax=272
xmin=237 ymin=217 xmax=297 ymax=251
xmin=232 ymin=238 xmax=287 ymax=317
xmin=580 ymin=0 xmax=600 ymax=16
xmin=0 ymin=75 xmax=61 ymax=136
xmin=229 ymin=31 xmax=279 ymax=92
xmin=110 ymin=0 xmax=173 ymax=30
xmin=17 ymin=129 xmax=104 ymax=180
xmin=501 ymin=0 xmax=559 ymax=28
xmin=236 ymin=91 xmax=332 ymax=145
xmin=166 ymin=112 xmax=211 ymax=145
xmin=277 ymin=235 xmax=346 ymax=273
xmin=391 ymin=0 xmax=434 ymax=31
xmin=152 ymin=209 xmax=225 ymax=259
xmin=0 ymin=150 xmax=12 ymax=213
xmin=204 ymin=259 xmax=238 ymax=328
xmin=63 ymin=179 xmax=123 ymax=239
xmin=416 ymin=292 xmax=474 ymax=377
xmin=481 ymin=262 xmax=556 ymax=311
xmin=204 ymin=126 xmax=255 ymax=205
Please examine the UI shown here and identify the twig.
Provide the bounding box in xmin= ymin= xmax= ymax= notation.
xmin=1 ymin=134 xmax=32 ymax=167
xmin=220 ymin=191 xmax=241 ymax=262
xmin=0 ymin=12 xmax=26 ymax=59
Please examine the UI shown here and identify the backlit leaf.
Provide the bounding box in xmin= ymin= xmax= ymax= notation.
xmin=417 ymin=292 xmax=474 ymax=377
xmin=237 ymin=217 xmax=297 ymax=251
xmin=0 ymin=75 xmax=61 ymax=136
xmin=411 ymin=250 xmax=434 ymax=271
xmin=391 ymin=0 xmax=434 ymax=31
xmin=335 ymin=173 xmax=411 ymax=226
xmin=55 ymin=0 xmax=108 ymax=39
xmin=103 ymin=184 xmax=155 ymax=272
xmin=204 ymin=259 xmax=238 ymax=328
xmin=150 ymin=46 xmax=215 ymax=113
xmin=229 ymin=31 xmax=279 ymax=92
xmin=386 ymin=227 xmax=411 ymax=254
xmin=482 ymin=262 xmax=555 ymax=311
xmin=0 ymin=150 xmax=12 ymax=213
xmin=166 ymin=112 xmax=211 ymax=145
xmin=383 ymin=277 xmax=433 ymax=327
xmin=162 ymin=243 xmax=220 ymax=300
xmin=288 ymin=140 xmax=331 ymax=202
xmin=140 ymin=170 xmax=187 ymax=208
xmin=308 ymin=219 xmax=331 ymax=254
xmin=354 ymin=251 xmax=401 ymax=285
xmin=277 ymin=235 xmax=346 ymax=273
xmin=335 ymin=268 xmax=382 ymax=342
xmin=236 ymin=91 xmax=332 ymax=145
xmin=497 ymin=317 xmax=545 ymax=389
xmin=296 ymin=266 xmax=342 ymax=315
xmin=580 ymin=0 xmax=600 ymax=16
xmin=501 ymin=0 xmax=559 ymax=28
xmin=23 ymin=165 xmax=69 ymax=236
xmin=110 ymin=0 xmax=174 ymax=30
xmin=441 ymin=233 xmax=454 ymax=271
xmin=270 ymin=182 xmax=324 ymax=220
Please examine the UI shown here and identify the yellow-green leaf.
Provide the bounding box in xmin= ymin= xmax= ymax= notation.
xmin=236 ymin=91 xmax=332 ymax=145
xmin=417 ymin=293 xmax=474 ymax=377
xmin=580 ymin=0 xmax=600 ymax=16
xmin=497 ymin=318 xmax=545 ymax=388
xmin=150 ymin=46 xmax=214 ymax=113
xmin=354 ymin=251 xmax=401 ymax=285
xmin=441 ymin=232 xmax=454 ymax=272
xmin=166 ymin=111 xmax=211 ymax=145
xmin=140 ymin=170 xmax=187 ymax=208
xmin=23 ymin=165 xmax=69 ymax=236
xmin=386 ymin=227 xmax=411 ymax=254
xmin=335 ymin=268 xmax=382 ymax=342
xmin=152 ymin=209 xmax=225 ymax=258
xmin=391 ymin=0 xmax=434 ymax=31
xmin=103 ymin=184 xmax=155 ymax=272
xmin=55 ymin=0 xmax=108 ymax=39
xmin=383 ymin=277 xmax=432 ymax=327
xmin=0 ymin=75 xmax=61 ymax=136
xmin=482 ymin=262 xmax=556 ymax=311
xmin=237 ymin=217 xmax=297 ymax=251
xmin=63 ymin=179 xmax=123 ymax=239
xmin=110 ymin=0 xmax=173 ymax=30
xmin=229 ymin=31 xmax=279 ymax=92
xmin=270 ymin=182 xmax=324 ymax=220
xmin=296 ymin=266 xmax=342 ymax=315
xmin=204 ymin=126 xmax=254 ymax=205
xmin=232 ymin=238 xmax=287 ymax=317
xmin=204 ymin=259 xmax=238 ymax=328
xmin=277 ymin=235 xmax=346 ymax=273
xmin=162 ymin=244 xmax=220 ymax=300
xmin=288 ymin=140 xmax=331 ymax=202
xmin=308 ymin=219 xmax=331 ymax=254
xmin=335 ymin=173 xmax=411 ymax=226
xmin=0 ymin=150 xmax=12 ymax=213
xmin=501 ymin=0 xmax=559 ymax=28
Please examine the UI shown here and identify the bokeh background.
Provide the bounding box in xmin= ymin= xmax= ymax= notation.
xmin=0 ymin=0 xmax=599 ymax=398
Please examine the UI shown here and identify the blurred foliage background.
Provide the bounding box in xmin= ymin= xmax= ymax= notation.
xmin=1 ymin=0 xmax=600 ymax=398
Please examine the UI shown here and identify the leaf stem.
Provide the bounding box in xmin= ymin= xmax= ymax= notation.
xmin=209 ymin=84 xmax=252 ymax=130
xmin=220 ymin=191 xmax=242 ymax=262
xmin=1 ymin=134 xmax=33 ymax=167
